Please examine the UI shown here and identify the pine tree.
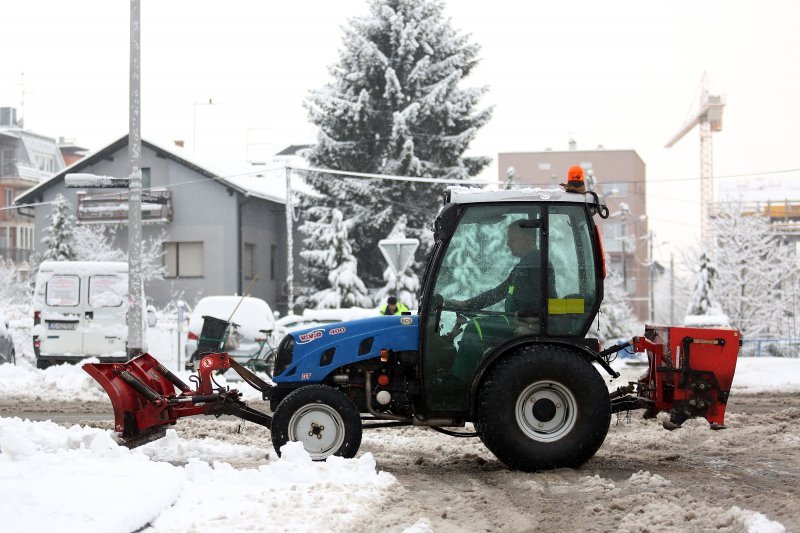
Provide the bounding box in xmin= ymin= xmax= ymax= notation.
xmin=300 ymin=208 xmax=372 ymax=309
xmin=686 ymin=250 xmax=719 ymax=316
xmin=41 ymin=194 xmax=76 ymax=261
xmin=594 ymin=266 xmax=639 ymax=344
xmin=300 ymin=0 xmax=492 ymax=286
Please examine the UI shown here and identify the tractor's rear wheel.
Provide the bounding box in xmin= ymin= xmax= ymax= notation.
xmin=477 ymin=344 xmax=611 ymax=471
xmin=271 ymin=385 xmax=362 ymax=460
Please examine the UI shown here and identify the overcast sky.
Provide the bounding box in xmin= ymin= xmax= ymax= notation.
xmin=1 ymin=0 xmax=798 ymax=262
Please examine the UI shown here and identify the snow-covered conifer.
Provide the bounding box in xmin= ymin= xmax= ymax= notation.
xmin=41 ymin=194 xmax=76 ymax=261
xmin=593 ymin=266 xmax=639 ymax=344
xmin=686 ymin=250 xmax=719 ymax=316
xmin=300 ymin=208 xmax=372 ymax=309
xmin=300 ymin=0 xmax=492 ymax=286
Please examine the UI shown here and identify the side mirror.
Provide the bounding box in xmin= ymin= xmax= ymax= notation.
xmin=146 ymin=305 xmax=157 ymax=328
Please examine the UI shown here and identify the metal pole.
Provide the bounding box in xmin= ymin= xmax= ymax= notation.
xmin=669 ymin=253 xmax=675 ymax=325
xmin=621 ymin=214 xmax=627 ymax=293
xmin=649 ymin=230 xmax=654 ymax=323
xmin=128 ymin=0 xmax=143 ymax=356
xmin=285 ymin=166 xmax=294 ymax=313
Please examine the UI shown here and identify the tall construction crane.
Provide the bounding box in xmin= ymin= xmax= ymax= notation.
xmin=665 ymin=72 xmax=725 ymax=242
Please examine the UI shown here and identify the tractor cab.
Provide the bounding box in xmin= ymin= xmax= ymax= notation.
xmin=418 ymin=187 xmax=607 ymax=414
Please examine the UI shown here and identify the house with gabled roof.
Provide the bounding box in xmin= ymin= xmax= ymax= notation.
xmin=16 ymin=134 xmax=291 ymax=313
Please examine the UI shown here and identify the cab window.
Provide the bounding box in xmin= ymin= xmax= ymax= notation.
xmin=546 ymin=205 xmax=598 ymax=336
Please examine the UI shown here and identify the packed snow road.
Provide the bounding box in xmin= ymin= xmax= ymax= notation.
xmin=1 ymin=391 xmax=796 ymax=532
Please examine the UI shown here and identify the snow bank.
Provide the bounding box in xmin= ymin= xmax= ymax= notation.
xmin=0 ymin=418 xmax=396 ymax=532
xmin=610 ymin=357 xmax=800 ymax=393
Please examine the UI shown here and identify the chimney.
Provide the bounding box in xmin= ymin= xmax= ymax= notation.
xmin=568 ymin=138 xmax=577 ymax=151
xmin=173 ymin=140 xmax=185 ymax=148
xmin=0 ymin=107 xmax=17 ymax=127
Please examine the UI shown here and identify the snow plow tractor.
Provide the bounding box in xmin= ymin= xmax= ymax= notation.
xmin=85 ymin=182 xmax=741 ymax=471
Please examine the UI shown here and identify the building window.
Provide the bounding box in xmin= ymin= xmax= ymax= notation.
xmin=243 ymin=243 xmax=255 ymax=279
xmin=164 ymin=242 xmax=204 ymax=278
xmin=4 ymin=189 xmax=12 ymax=207
xmin=270 ymin=244 xmax=277 ymax=280
xmin=34 ymin=154 xmax=55 ymax=173
xmin=142 ymin=167 xmax=151 ymax=190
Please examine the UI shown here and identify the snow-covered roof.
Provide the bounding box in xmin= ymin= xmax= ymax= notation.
xmin=38 ymin=260 xmax=128 ymax=274
xmin=717 ymin=175 xmax=800 ymax=204
xmin=0 ymin=126 xmax=66 ymax=182
xmin=15 ymin=135 xmax=298 ymax=206
xmin=447 ymin=186 xmax=606 ymax=206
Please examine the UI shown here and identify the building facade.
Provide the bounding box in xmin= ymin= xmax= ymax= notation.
xmin=16 ymin=135 xmax=291 ymax=314
xmin=1 ymin=107 xmax=67 ymax=271
xmin=498 ymin=147 xmax=651 ymax=320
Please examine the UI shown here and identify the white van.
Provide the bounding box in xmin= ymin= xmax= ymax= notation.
xmin=32 ymin=261 xmax=147 ymax=368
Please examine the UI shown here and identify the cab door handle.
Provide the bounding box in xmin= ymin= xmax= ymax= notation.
xmin=85 ymin=311 xmax=94 ymax=320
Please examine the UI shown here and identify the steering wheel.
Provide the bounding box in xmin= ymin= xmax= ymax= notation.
xmin=433 ymin=294 xmax=472 ymax=341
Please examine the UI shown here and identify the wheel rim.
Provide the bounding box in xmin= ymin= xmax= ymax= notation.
xmin=515 ymin=381 xmax=578 ymax=442
xmin=287 ymin=402 xmax=345 ymax=459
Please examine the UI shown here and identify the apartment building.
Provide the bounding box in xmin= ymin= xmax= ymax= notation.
xmin=0 ymin=107 xmax=67 ymax=271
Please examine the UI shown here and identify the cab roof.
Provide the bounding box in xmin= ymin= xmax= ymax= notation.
xmin=446 ymin=186 xmax=605 ymax=207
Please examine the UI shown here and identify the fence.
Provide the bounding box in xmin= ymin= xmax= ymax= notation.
xmin=740 ymin=338 xmax=800 ymax=358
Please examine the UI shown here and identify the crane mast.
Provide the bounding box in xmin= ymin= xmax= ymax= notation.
xmin=665 ymin=73 xmax=725 ymax=242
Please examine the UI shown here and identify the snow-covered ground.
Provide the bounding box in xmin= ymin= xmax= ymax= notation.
xmin=0 ymin=355 xmax=796 ymax=532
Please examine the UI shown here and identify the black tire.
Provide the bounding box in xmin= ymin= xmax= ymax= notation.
xmin=477 ymin=344 xmax=611 ymax=471
xmin=36 ymin=358 xmax=51 ymax=370
xmin=271 ymin=385 xmax=362 ymax=460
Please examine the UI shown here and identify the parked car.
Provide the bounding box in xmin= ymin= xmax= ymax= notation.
xmin=0 ymin=312 xmax=15 ymax=365
xmin=185 ymin=295 xmax=276 ymax=369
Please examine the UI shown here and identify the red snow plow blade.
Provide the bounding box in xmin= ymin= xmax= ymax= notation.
xmin=633 ymin=325 xmax=741 ymax=428
xmin=84 ymin=353 xmax=272 ymax=448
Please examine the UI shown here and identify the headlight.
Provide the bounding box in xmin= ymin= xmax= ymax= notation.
xmin=273 ymin=335 xmax=294 ymax=376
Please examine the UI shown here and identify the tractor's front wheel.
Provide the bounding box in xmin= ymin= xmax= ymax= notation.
xmin=271 ymin=385 xmax=362 ymax=460
xmin=477 ymin=344 xmax=611 ymax=471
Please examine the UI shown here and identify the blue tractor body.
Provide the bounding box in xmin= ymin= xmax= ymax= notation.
xmin=273 ymin=315 xmax=420 ymax=384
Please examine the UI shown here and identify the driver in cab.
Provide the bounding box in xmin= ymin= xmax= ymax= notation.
xmin=450 ymin=219 xmax=550 ymax=333
xmin=447 ymin=220 xmax=554 ymax=379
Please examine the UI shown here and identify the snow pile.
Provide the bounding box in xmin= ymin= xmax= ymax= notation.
xmin=0 ymin=359 xmax=108 ymax=402
xmin=0 ymin=417 xmax=184 ymax=533
xmin=539 ymin=470 xmax=785 ymax=533
xmin=0 ymin=418 xmax=396 ymax=532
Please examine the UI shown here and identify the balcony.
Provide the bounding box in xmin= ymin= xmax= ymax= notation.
xmin=0 ymin=159 xmax=41 ymax=181
xmin=76 ymin=189 xmax=173 ymax=224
